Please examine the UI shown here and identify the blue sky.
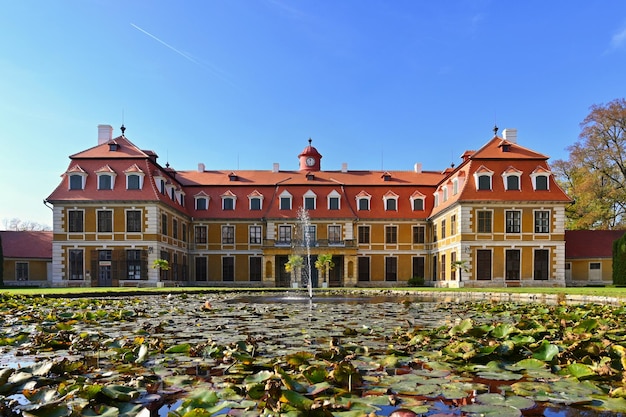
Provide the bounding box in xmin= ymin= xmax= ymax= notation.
xmin=1 ymin=1 xmax=626 ymax=229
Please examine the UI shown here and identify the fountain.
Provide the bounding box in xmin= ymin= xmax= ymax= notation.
xmin=284 ymin=207 xmax=314 ymax=297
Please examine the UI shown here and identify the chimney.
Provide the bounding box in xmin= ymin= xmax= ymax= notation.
xmin=414 ymin=163 xmax=422 ymax=173
xmin=198 ymin=163 xmax=205 ymax=172
xmin=502 ymin=128 xmax=517 ymax=144
xmin=341 ymin=163 xmax=348 ymax=173
xmin=272 ymin=163 xmax=279 ymax=173
xmin=98 ymin=124 xmax=113 ymax=145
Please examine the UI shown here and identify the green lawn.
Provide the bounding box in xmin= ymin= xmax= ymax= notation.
xmin=2 ymin=285 xmax=626 ymax=299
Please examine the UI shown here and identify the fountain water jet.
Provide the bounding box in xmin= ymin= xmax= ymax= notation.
xmin=296 ymin=207 xmax=313 ymax=298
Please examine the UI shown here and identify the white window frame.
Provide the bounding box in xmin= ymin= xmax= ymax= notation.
xmin=474 ymin=168 xmax=494 ymax=191
xmin=126 ymin=173 xmax=144 ymax=190
xmin=531 ymin=172 xmax=551 ymax=191
xmin=303 ymin=190 xmax=317 ymax=210
xmin=68 ymin=173 xmax=87 ymax=190
xmin=502 ymin=170 xmax=522 ymax=191
xmin=383 ymin=193 xmax=398 ymax=211
xmin=452 ymin=178 xmax=459 ymax=195
xmin=97 ymin=172 xmax=116 ymax=190
xmin=534 ymin=209 xmax=550 ymax=233
xmin=279 ymin=191 xmax=293 ymax=210
xmin=328 ymin=190 xmax=341 ymax=210
xmin=195 ymin=195 xmax=209 ymax=210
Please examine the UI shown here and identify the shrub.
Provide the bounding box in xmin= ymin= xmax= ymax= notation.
xmin=407 ymin=276 xmax=425 ymax=287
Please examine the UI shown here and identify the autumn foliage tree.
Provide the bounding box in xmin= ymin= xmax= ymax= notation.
xmin=553 ymin=98 xmax=626 ymax=229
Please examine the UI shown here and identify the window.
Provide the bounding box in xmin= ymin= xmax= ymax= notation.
xmin=161 ymin=213 xmax=168 ymax=235
xmin=452 ymin=179 xmax=459 ymax=195
xmin=385 ymin=257 xmax=397 ymax=281
xmin=450 ymin=215 xmax=456 ymax=235
xmin=412 ymin=198 xmax=424 ymax=211
xmin=97 ymin=210 xmax=112 ymax=233
xmin=590 ymin=262 xmax=601 ymax=270
xmin=195 ymin=256 xmax=207 ymax=281
xmin=506 ymin=210 xmax=521 ymax=233
xmin=250 ymin=225 xmax=262 ymax=244
xmin=127 ymin=174 xmax=141 ymax=190
xmin=68 ymin=210 xmax=84 ymax=233
xmin=477 ymin=210 xmax=492 ymax=233
xmin=535 ymin=175 xmax=549 ymax=190
xmin=304 ymin=197 xmax=316 ymax=210
xmin=478 ymin=175 xmax=491 ymax=190
xmin=476 ymin=250 xmax=491 ymax=280
xmin=506 ymin=249 xmax=521 ymax=280
xmin=182 ymin=224 xmax=187 ymax=242
xmin=223 ymin=197 xmax=235 ymax=210
xmin=433 ymin=224 xmax=438 ymax=241
xmin=16 ymin=262 xmax=28 ymax=281
xmin=412 ymin=226 xmax=425 ymax=244
xmin=535 ymin=210 xmax=550 ymax=233
xmin=441 ymin=220 xmax=446 ymax=239
xmin=358 ymin=198 xmax=370 ymax=211
xmin=506 ymin=175 xmax=520 ymax=191
xmin=358 ymin=226 xmax=370 ymax=244
xmin=358 ymin=257 xmax=370 ymax=281
xmin=329 ymin=196 xmax=340 ymax=210
xmin=98 ymin=175 xmax=112 ymax=190
xmin=127 ymin=250 xmax=142 ymax=280
xmin=222 ymin=225 xmax=235 ymax=244
xmin=440 ymin=254 xmax=446 ymax=280
xmin=196 ymin=197 xmax=208 ymax=210
xmin=223 ymin=256 xmax=234 ymax=281
xmin=250 ymin=197 xmax=262 ymax=210
xmin=385 ymin=198 xmax=397 ymax=211
xmin=69 ymin=249 xmax=83 ymax=280
xmin=443 ymin=187 xmax=448 ymax=202
xmin=99 ymin=250 xmax=112 ymax=261
xmin=385 ymin=226 xmax=397 ymax=244
xmin=304 ymin=225 xmax=316 ymax=244
xmin=126 ymin=210 xmax=142 ymax=233
xmin=173 ymin=219 xmax=178 ymax=239
xmin=280 ymin=196 xmax=291 ymax=210
xmin=250 ymin=257 xmax=262 ymax=281
xmin=432 ymin=255 xmax=438 ymax=280
xmin=328 ymin=225 xmax=342 ymax=244
xmin=278 ymin=225 xmax=292 ymax=244
xmin=69 ymin=174 xmax=84 ymax=190
xmin=412 ymin=257 xmax=425 ymax=280
xmin=534 ymin=249 xmax=549 ymax=280
xmin=195 ymin=226 xmax=207 ymax=243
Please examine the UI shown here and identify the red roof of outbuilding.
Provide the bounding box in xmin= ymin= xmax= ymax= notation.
xmin=1 ymin=231 xmax=52 ymax=259
xmin=565 ymin=230 xmax=626 ymax=259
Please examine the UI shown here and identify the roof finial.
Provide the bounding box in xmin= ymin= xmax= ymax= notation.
xmin=493 ymin=124 xmax=499 ymax=137
xmin=308 ymin=138 xmax=312 ymax=146
xmin=120 ymin=124 xmax=126 ymax=136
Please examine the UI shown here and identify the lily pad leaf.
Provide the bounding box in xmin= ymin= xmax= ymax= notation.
xmin=280 ymin=389 xmax=314 ymax=410
xmin=565 ymin=363 xmax=595 ymax=379
xmin=100 ymin=385 xmax=140 ymax=401
xmin=461 ymin=404 xmax=521 ymax=417
xmin=532 ymin=340 xmax=559 ymax=361
xmin=165 ymin=343 xmax=191 ymax=354
xmin=475 ymin=393 xmax=535 ymax=410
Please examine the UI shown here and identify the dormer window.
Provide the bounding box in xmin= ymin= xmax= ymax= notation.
xmin=124 ymin=165 xmax=145 ymax=190
xmin=382 ymin=172 xmax=392 ymax=181
xmin=108 ymin=142 xmax=119 ymax=151
xmin=248 ymin=190 xmax=264 ymax=210
xmin=502 ymin=167 xmax=522 ymax=191
xmin=66 ymin=165 xmax=87 ymax=190
xmin=474 ymin=166 xmax=494 ymax=191
xmin=328 ymin=190 xmax=341 ymax=210
xmin=383 ymin=191 xmax=398 ymax=211
xmin=195 ymin=193 xmax=209 ymax=210
xmin=96 ymin=165 xmax=116 ymax=190
xmin=356 ymin=191 xmax=371 ymax=211
xmin=303 ymin=190 xmax=317 ymax=210
xmin=221 ymin=190 xmax=237 ymax=210
xmin=442 ymin=186 xmax=449 ymax=202
xmin=433 ymin=193 xmax=439 ymax=207
xmin=228 ymin=172 xmax=238 ymax=181
xmin=531 ymin=168 xmax=551 ymax=191
xmin=452 ymin=178 xmax=459 ymax=195
xmin=279 ymin=191 xmax=293 ymax=210
xmin=177 ymin=190 xmax=185 ymax=206
xmin=410 ymin=191 xmax=425 ymax=211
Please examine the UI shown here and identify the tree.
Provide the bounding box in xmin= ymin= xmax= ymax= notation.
xmin=451 ymin=260 xmax=469 ymax=282
xmin=314 ymin=253 xmax=334 ymax=286
xmin=553 ymin=99 xmax=626 ymax=229
xmin=2 ymin=218 xmax=51 ymax=231
xmin=285 ymin=254 xmax=303 ymax=286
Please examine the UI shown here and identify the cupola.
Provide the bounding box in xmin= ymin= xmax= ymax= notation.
xmin=298 ymin=138 xmax=322 ymax=172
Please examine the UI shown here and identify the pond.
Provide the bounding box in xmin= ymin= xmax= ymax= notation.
xmin=1 ymin=291 xmax=625 ymax=416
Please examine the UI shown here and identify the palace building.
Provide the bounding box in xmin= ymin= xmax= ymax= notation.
xmin=45 ymin=125 xmax=572 ymax=288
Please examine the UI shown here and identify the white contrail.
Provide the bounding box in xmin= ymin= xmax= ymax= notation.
xmin=131 ymin=23 xmax=198 ymax=64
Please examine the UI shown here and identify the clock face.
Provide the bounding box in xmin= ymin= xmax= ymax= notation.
xmin=306 ymin=157 xmax=315 ymax=166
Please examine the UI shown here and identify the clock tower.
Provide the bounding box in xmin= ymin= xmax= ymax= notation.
xmin=298 ymin=138 xmax=322 ymax=172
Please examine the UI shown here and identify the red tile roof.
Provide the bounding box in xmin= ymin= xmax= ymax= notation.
xmin=565 ymin=230 xmax=626 ymax=259
xmin=1 ymin=231 xmax=52 ymax=259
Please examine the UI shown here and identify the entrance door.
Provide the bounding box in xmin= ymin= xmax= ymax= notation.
xmin=328 ymin=256 xmax=343 ymax=287
xmin=506 ymin=249 xmax=520 ymax=280
xmin=276 ymin=256 xmax=291 ymax=287
xmin=98 ymin=265 xmax=112 ymax=286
